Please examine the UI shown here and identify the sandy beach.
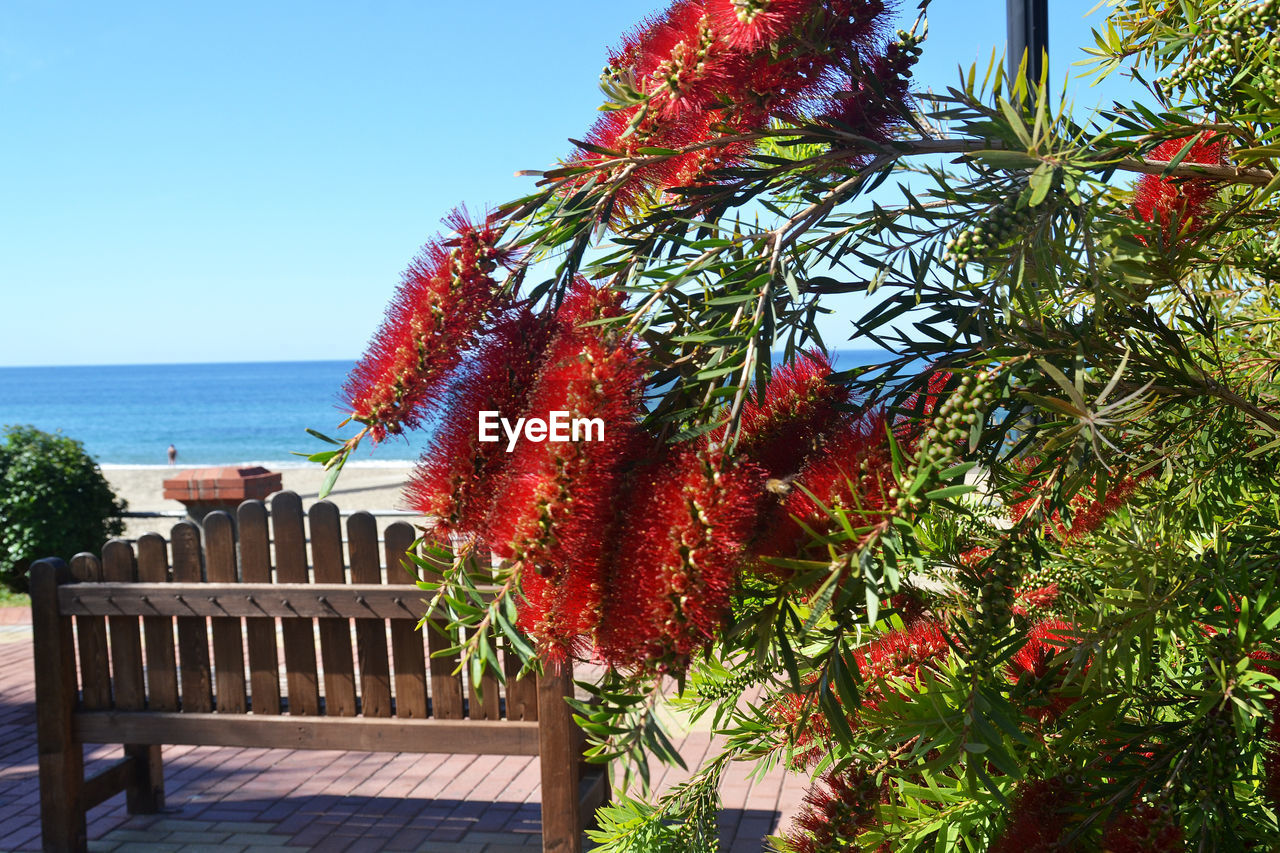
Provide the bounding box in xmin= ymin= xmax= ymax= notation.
xmin=103 ymin=463 xmax=416 ymax=540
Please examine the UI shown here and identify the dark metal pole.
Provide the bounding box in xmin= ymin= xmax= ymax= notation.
xmin=1006 ymin=0 xmax=1049 ymax=91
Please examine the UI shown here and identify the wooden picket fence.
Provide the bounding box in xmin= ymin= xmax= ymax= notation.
xmin=30 ymin=491 xmax=605 ymax=853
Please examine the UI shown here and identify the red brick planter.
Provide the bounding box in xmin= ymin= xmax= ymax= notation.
xmin=162 ymin=466 xmax=282 ymax=521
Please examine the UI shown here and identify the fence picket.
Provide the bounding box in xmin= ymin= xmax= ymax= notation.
xmin=348 ymin=511 xmax=392 ymax=717
xmin=238 ymin=500 xmax=281 ymax=714
xmin=272 ymin=492 xmax=320 ymax=715
xmin=135 ymin=535 xmax=179 ymax=712
xmin=386 ymin=522 xmax=428 ymax=718
xmin=69 ymin=553 xmax=111 ymax=710
xmin=205 ymin=512 xmax=247 ymax=714
xmin=171 ymin=522 xmax=213 ymax=713
xmin=310 ymin=501 xmax=357 ymax=716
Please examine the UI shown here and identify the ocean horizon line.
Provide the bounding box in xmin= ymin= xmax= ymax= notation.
xmin=0 ymin=348 xmax=896 ymax=372
xmin=100 ymin=459 xmax=417 ymax=471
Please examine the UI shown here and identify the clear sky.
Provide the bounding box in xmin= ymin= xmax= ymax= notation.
xmin=0 ymin=2 xmax=1136 ymax=367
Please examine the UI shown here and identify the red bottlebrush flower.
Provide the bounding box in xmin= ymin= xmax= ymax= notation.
xmin=854 ymin=619 xmax=951 ymax=708
xmin=646 ymin=11 xmax=730 ymax=121
xmin=344 ymin=209 xmax=514 ymax=441
xmin=1008 ymin=619 xmax=1081 ymax=722
xmin=768 ymin=686 xmax=833 ymax=768
xmin=1101 ymin=803 xmax=1183 ymax=853
xmin=564 ymin=0 xmax=899 ymax=217
xmin=753 ymin=409 xmax=895 ymax=565
xmin=705 ymin=0 xmax=816 ymax=50
xmin=786 ymin=764 xmax=889 ymax=853
xmin=889 ymin=587 xmax=928 ymax=625
xmin=1060 ymin=474 xmax=1148 ymax=542
xmin=485 ymin=280 xmax=649 ymax=662
xmin=990 ymin=777 xmax=1076 ymax=853
xmin=597 ymin=445 xmax=765 ymax=671
xmin=402 ymin=309 xmax=551 ymax=540
xmin=894 ymin=369 xmax=952 ymax=432
xmin=1133 ymin=135 xmax=1225 ymax=240
xmin=1007 ymin=468 xmax=1152 ymax=544
xmin=728 ymin=351 xmax=852 ymax=479
xmin=1012 ymin=582 xmax=1060 ymax=618
xmin=768 ymin=619 xmax=948 ymax=768
xmin=821 ymin=0 xmax=889 ymax=45
xmin=820 ymin=41 xmax=915 ymax=142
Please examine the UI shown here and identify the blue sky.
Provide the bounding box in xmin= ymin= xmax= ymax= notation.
xmin=0 ymin=1 xmax=1137 ymax=367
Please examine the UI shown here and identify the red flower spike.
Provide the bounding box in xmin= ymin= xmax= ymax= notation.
xmin=1007 ymin=468 xmax=1153 ymax=544
xmin=768 ymin=687 xmax=833 ymax=768
xmin=646 ymin=12 xmax=730 ymax=121
xmin=1101 ymin=803 xmax=1183 ymax=853
xmin=486 ymin=280 xmax=648 ymax=661
xmin=822 ymin=0 xmax=889 ymax=45
xmin=769 ymin=620 xmax=950 ymax=769
xmin=990 ymin=778 xmax=1076 ymax=853
xmin=705 ymin=0 xmax=817 ymax=50
xmin=598 ymin=446 xmax=765 ymax=671
xmin=1008 ymin=619 xmax=1081 ymax=722
xmin=1012 ymin=582 xmax=1060 ymax=618
xmin=566 ymin=0 xmax=900 ymax=217
xmin=1133 ymin=135 xmax=1225 ymax=241
xmin=821 ymin=42 xmax=914 ymax=143
xmin=786 ymin=764 xmax=889 ymax=853
xmin=403 ymin=309 xmax=551 ymax=540
xmin=753 ymin=409 xmax=895 ymax=565
xmin=730 ymin=351 xmax=851 ymax=480
xmin=344 ymin=210 xmax=513 ymax=441
xmin=854 ymin=620 xmax=951 ymax=709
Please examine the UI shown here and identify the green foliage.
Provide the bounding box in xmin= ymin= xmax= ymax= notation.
xmin=378 ymin=0 xmax=1280 ymax=848
xmin=0 ymin=425 xmax=125 ymax=592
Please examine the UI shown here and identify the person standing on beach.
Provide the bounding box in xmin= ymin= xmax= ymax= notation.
xmin=167 ymin=444 xmax=177 ymax=465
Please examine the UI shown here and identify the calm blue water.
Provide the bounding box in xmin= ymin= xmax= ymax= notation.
xmin=0 ymin=352 xmax=889 ymax=465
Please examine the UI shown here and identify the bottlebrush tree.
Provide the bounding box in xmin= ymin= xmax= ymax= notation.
xmin=313 ymin=0 xmax=1280 ymax=849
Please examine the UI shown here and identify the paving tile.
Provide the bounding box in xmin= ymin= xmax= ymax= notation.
xmin=213 ymin=821 xmax=288 ymax=833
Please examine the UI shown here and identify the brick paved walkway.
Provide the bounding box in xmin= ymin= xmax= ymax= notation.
xmin=0 ymin=614 xmax=808 ymax=852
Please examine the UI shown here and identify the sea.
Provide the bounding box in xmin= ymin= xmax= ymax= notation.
xmin=0 ymin=352 xmax=890 ymax=467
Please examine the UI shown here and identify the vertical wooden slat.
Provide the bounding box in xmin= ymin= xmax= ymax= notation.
xmin=538 ymin=663 xmax=583 ymax=853
xmin=310 ymin=501 xmax=357 ymax=717
xmin=136 ymin=535 xmax=179 ymax=712
xmin=204 ymin=512 xmax=247 ymax=714
xmin=102 ymin=540 xmax=145 ymax=710
xmin=103 ymin=540 xmax=165 ymax=813
xmin=272 ymin=491 xmax=320 ymax=716
xmin=238 ymin=500 xmax=280 ymax=714
xmin=386 ymin=521 xmax=428 ymax=719
xmin=466 ymin=545 xmax=500 ymax=720
xmin=347 ymin=511 xmax=392 ymax=718
xmin=31 ymin=558 xmax=87 ymax=852
xmin=170 ymin=522 xmax=213 ymax=713
xmin=70 ymin=552 xmax=111 ymax=710
xmin=503 ymin=639 xmax=538 ymax=722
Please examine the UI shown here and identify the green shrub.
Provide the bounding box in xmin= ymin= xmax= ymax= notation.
xmin=0 ymin=425 xmax=126 ymax=592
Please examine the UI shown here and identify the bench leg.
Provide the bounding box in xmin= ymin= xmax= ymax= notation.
xmin=124 ymin=744 xmax=164 ymax=813
xmin=31 ymin=559 xmax=88 ymax=852
xmin=538 ymin=665 xmax=582 ymax=853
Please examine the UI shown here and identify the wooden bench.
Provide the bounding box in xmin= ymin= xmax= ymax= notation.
xmin=29 ymin=491 xmax=606 ymax=853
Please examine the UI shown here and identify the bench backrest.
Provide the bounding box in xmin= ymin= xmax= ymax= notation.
xmin=45 ymin=491 xmax=543 ymax=734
